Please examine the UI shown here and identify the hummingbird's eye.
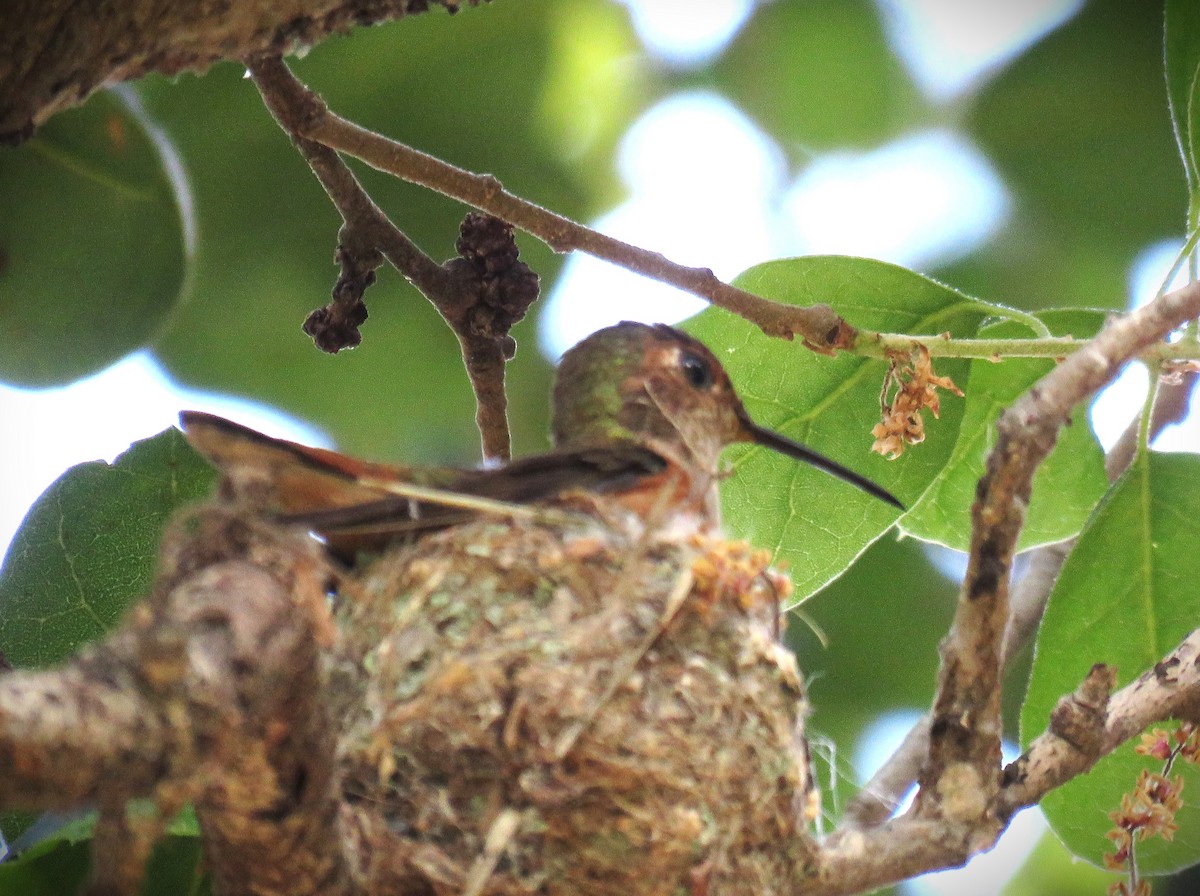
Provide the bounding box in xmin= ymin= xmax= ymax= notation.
xmin=679 ymin=351 xmax=714 ymax=390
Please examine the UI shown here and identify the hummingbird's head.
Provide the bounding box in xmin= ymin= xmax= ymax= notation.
xmin=552 ymin=322 xmax=904 ymax=510
xmin=551 ymin=322 xmax=751 ymax=476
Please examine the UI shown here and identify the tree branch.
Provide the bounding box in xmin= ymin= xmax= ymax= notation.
xmin=0 ymin=0 xmax=477 ymax=144
xmin=247 ymin=55 xmax=538 ymax=461
xmin=809 ymin=818 xmax=979 ymax=896
xmin=809 ymin=629 xmax=1200 ymax=896
xmin=0 ymin=508 xmax=356 ymax=896
xmin=918 ymin=280 xmax=1200 ymax=820
xmin=247 ymin=55 xmax=452 ymax=348
xmin=844 ymin=370 xmax=1199 ymax=829
xmin=258 ymin=67 xmax=850 ymax=350
xmin=997 ymin=628 xmax=1200 ymax=818
xmin=802 ymin=280 xmax=1200 ymax=894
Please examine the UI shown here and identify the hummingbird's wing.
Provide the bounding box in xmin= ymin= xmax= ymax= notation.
xmin=457 ymin=444 xmax=669 ymax=503
xmin=179 ymin=410 xmax=460 ymax=514
xmin=279 ymin=442 xmax=670 ymax=548
xmin=180 ymin=411 xmax=668 ymax=557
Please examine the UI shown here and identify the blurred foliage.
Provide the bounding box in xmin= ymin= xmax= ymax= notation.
xmin=943 ymin=0 xmax=1184 ymax=310
xmin=2 ymin=0 xmax=1199 ymax=892
xmin=0 ymin=89 xmax=190 ymax=386
xmin=712 ymin=0 xmax=925 ymax=152
xmin=0 ymin=834 xmax=203 ymax=896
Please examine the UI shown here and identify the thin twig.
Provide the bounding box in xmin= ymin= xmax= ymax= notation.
xmin=853 ymin=332 xmax=1200 ymax=363
xmin=996 ymin=628 xmax=1200 ymax=818
xmin=840 ymin=718 xmax=929 ymax=828
xmin=263 ymin=67 xmax=850 ymax=351
xmin=917 ymin=280 xmax=1200 ymax=820
xmin=246 ymin=55 xmax=453 ymax=322
xmin=247 ymin=55 xmax=530 ymax=461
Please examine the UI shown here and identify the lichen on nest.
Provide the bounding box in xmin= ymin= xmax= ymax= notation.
xmin=332 ymin=507 xmax=819 ymax=896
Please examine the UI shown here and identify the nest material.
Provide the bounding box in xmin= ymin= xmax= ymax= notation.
xmin=334 ymin=507 xmax=818 ymax=896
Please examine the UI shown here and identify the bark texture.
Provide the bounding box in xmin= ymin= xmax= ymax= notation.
xmin=0 ymin=0 xmax=477 ymax=142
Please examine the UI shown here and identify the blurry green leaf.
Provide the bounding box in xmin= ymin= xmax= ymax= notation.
xmin=901 ymin=310 xmax=1108 ymax=552
xmin=1023 ymin=451 xmax=1200 ymax=874
xmin=167 ymin=806 xmax=199 ymax=838
xmin=1003 ymin=829 xmax=1117 ymax=896
xmin=1165 ymin=0 xmax=1200 ymax=191
xmin=688 ymin=256 xmax=988 ymax=601
xmin=0 ymin=834 xmax=202 ymax=896
xmin=715 ymin=0 xmax=922 ymax=152
xmin=139 ymin=835 xmax=204 ymax=896
xmin=961 ymin=0 xmax=1183 ymax=313
xmin=0 ymin=428 xmax=214 ymax=668
xmin=0 ymin=839 xmax=90 ymax=896
xmin=0 ymin=812 xmax=94 ymax=895
xmin=0 ymin=87 xmax=192 ymax=386
xmin=0 ymin=801 xmax=199 ymax=887
xmin=538 ymin=0 xmax=645 ymax=186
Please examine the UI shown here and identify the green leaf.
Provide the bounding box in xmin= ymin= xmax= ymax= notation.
xmin=0 ymin=88 xmax=192 ymax=387
xmin=0 ymin=834 xmax=202 ymax=896
xmin=140 ymin=835 xmax=204 ymax=896
xmin=687 ymin=256 xmax=989 ymax=601
xmin=0 ymin=428 xmax=214 ymax=668
xmin=0 ymin=840 xmax=90 ymax=896
xmin=714 ymin=0 xmax=923 ymax=151
xmin=956 ymin=0 xmax=1183 ymax=314
xmin=1166 ymin=0 xmax=1200 ymax=192
xmin=1023 ymin=451 xmax=1200 ymax=874
xmin=901 ymin=309 xmax=1109 ymax=552
xmin=2 ymin=803 xmax=197 ymax=872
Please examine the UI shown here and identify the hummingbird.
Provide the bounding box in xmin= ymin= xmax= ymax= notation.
xmin=181 ymin=322 xmax=901 ymax=558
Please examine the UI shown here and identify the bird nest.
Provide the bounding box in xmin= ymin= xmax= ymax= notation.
xmin=332 ymin=507 xmax=818 ymax=896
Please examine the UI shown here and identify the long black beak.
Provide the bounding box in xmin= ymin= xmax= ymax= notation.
xmin=742 ymin=418 xmax=905 ymax=510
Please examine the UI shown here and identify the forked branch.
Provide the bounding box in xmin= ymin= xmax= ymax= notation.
xmin=246 ymin=57 xmax=851 ymax=352
xmin=247 ymin=55 xmax=539 ymax=462
xmin=803 ymin=279 xmax=1200 ymax=895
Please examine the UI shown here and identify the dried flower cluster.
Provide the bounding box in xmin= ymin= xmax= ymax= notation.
xmin=1103 ymin=722 xmax=1200 ymax=896
xmin=689 ymin=538 xmax=793 ymax=616
xmin=870 ymin=343 xmax=963 ymax=459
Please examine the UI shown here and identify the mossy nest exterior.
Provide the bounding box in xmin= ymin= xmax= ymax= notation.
xmin=334 ymin=508 xmax=818 ymax=896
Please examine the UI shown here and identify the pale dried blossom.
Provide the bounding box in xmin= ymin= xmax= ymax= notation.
xmin=871 ymin=344 xmax=963 ymax=459
xmin=1105 ymin=721 xmax=1200 ymax=894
